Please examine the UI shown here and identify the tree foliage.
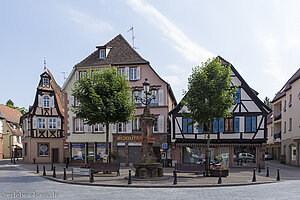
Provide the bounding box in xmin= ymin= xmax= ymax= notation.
xmin=183 ymin=57 xmax=235 ymax=126
xmin=263 ymin=96 xmax=272 ymax=109
xmin=5 ymin=99 xmax=28 ymax=115
xmin=72 ymin=67 xmax=136 ymax=157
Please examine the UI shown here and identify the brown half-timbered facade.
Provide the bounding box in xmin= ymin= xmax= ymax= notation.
xmin=21 ymin=69 xmax=65 ymax=163
xmin=169 ymin=56 xmax=271 ymax=168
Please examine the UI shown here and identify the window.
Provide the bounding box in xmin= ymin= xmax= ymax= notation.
xmin=235 ymin=88 xmax=241 ymax=103
xmin=284 ymin=100 xmax=286 ymax=111
xmin=183 ymin=147 xmax=203 ymax=163
xmin=289 ymin=94 xmax=292 ymax=107
xmin=133 ymin=117 xmax=141 ymax=132
xmin=245 ymin=116 xmax=256 ymax=133
xmin=38 ymin=118 xmax=46 ymax=129
xmin=75 ymin=118 xmax=84 ymax=132
xmin=38 ymin=143 xmax=49 ymax=156
xmin=130 ymin=68 xmax=137 ymax=80
xmin=75 ymin=98 xmax=80 ymax=107
xmin=284 ymin=121 xmax=286 ymax=133
xmin=153 ymin=118 xmax=158 ymax=133
xmin=79 ymin=71 xmax=87 ymax=79
xmin=94 ymin=123 xmax=104 ymax=132
xmin=182 ymin=118 xmax=193 ymax=133
xmin=84 ymin=120 xmax=92 ymax=132
xmin=291 ymin=146 xmax=296 ymax=161
xmin=24 ymin=143 xmax=27 ymax=156
xmin=118 ymin=123 xmax=127 ymax=133
xmin=118 ymin=68 xmax=125 ymax=75
xmin=49 ymin=118 xmax=57 ymax=129
xmin=150 ymin=93 xmax=158 ymax=106
xmin=233 ymin=146 xmax=256 ymax=167
xmin=71 ymin=143 xmax=85 ymax=160
xmin=43 ymin=78 xmax=49 ymax=87
xmin=134 ymin=91 xmax=142 ymax=106
xmin=289 ymin=118 xmax=292 ymax=131
xmin=99 ymin=49 xmax=105 ymax=59
xmin=43 ymin=96 xmax=50 ymax=108
xmin=225 ymin=118 xmax=234 ymax=132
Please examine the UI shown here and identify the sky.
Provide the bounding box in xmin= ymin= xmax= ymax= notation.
xmin=1 ymin=0 xmax=300 ymax=108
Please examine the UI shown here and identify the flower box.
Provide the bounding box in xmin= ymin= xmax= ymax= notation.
xmin=209 ymin=169 xmax=229 ymax=177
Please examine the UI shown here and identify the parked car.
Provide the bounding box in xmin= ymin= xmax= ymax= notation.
xmin=238 ymin=153 xmax=255 ymax=162
xmin=265 ymin=153 xmax=273 ymax=160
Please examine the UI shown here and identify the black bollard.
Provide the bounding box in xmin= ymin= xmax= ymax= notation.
xmin=17 ymin=157 xmax=19 ymax=161
xmin=43 ymin=166 xmax=46 ymax=176
xmin=52 ymin=167 xmax=56 ymax=178
xmin=252 ymin=168 xmax=256 ymax=182
xmin=36 ymin=165 xmax=39 ymax=174
xmin=51 ymin=163 xmax=54 ymax=171
xmin=266 ymin=166 xmax=269 ymax=177
xmin=10 ymin=157 xmax=12 ymax=163
xmin=13 ymin=157 xmax=16 ymax=164
xmin=218 ymin=170 xmax=222 ymax=184
xmin=173 ymin=170 xmax=178 ymax=185
xmin=277 ymin=168 xmax=280 ymax=181
xmin=63 ymin=168 xmax=67 ymax=180
xmin=258 ymin=164 xmax=261 ymax=173
xmin=66 ymin=162 xmax=68 ymax=169
xmin=128 ymin=169 xmax=132 ymax=185
xmin=90 ymin=169 xmax=94 ymax=183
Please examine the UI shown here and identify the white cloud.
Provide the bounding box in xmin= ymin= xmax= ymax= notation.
xmin=126 ymin=0 xmax=214 ymax=64
xmin=67 ymin=8 xmax=113 ymax=33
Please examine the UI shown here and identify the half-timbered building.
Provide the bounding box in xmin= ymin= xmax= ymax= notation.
xmin=21 ymin=68 xmax=65 ymax=163
xmin=169 ymin=56 xmax=271 ymax=168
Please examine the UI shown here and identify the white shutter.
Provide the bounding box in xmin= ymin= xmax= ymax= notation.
xmin=158 ymin=115 xmax=164 ymax=133
xmin=57 ymin=118 xmax=61 ymax=129
xmin=137 ymin=67 xmax=140 ymax=80
xmin=193 ymin=122 xmax=198 ymax=133
xmin=75 ymin=71 xmax=79 ymax=81
xmin=70 ymin=95 xmax=74 ymax=106
xmin=38 ymin=95 xmax=42 ymax=107
xmin=112 ymin=124 xmax=117 ymax=133
xmin=125 ymin=67 xmax=129 ymax=80
xmin=126 ymin=121 xmax=132 ymax=133
xmin=158 ymin=89 xmax=164 ymax=106
xmin=33 ymin=118 xmax=37 ymax=129
xmin=50 ymin=96 xmax=55 ymax=108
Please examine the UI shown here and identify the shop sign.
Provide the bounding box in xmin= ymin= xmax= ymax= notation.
xmin=161 ymin=152 xmax=166 ymax=160
xmin=147 ymin=138 xmax=155 ymax=143
xmin=64 ymin=142 xmax=69 ymax=149
xmin=117 ymin=136 xmax=142 ymax=141
xmin=72 ymin=143 xmax=85 ymax=148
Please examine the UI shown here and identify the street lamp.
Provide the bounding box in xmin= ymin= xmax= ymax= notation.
xmin=133 ymin=78 xmax=157 ymax=107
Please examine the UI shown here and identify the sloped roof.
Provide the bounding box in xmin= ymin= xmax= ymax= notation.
xmin=75 ymin=34 xmax=149 ymax=67
xmin=272 ymin=68 xmax=300 ymax=103
xmin=0 ymin=105 xmax=22 ymax=124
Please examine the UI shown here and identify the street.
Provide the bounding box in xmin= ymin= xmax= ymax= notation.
xmin=1 ymin=160 xmax=300 ymax=200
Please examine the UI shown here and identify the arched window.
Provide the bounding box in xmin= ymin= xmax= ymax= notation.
xmin=43 ymin=96 xmax=50 ymax=108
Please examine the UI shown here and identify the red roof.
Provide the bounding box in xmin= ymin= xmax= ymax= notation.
xmin=0 ymin=104 xmax=22 ymax=124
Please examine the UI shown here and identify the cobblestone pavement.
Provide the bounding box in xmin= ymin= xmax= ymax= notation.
xmin=1 ymin=160 xmax=300 ymax=200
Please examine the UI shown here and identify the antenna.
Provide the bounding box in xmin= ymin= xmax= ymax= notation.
xmin=61 ymin=72 xmax=67 ymax=82
xmin=43 ymin=58 xmax=47 ymax=70
xmin=127 ymin=27 xmax=138 ymax=49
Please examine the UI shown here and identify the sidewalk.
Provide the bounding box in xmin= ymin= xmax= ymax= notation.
xmin=11 ymin=160 xmax=278 ymax=188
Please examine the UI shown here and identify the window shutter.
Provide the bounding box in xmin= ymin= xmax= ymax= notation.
xmin=70 ymin=95 xmax=74 ymax=106
xmin=125 ymin=67 xmax=129 ymax=80
xmin=219 ymin=118 xmax=224 ymax=132
xmin=158 ymin=89 xmax=164 ymax=106
xmin=126 ymin=121 xmax=132 ymax=133
xmin=136 ymin=67 xmax=140 ymax=80
xmin=213 ymin=119 xmax=218 ymax=133
xmin=235 ymin=88 xmax=241 ymax=103
xmin=33 ymin=118 xmax=37 ymax=129
xmin=57 ymin=118 xmax=61 ymax=129
xmin=112 ymin=124 xmax=116 ymax=133
xmin=234 ymin=117 xmax=240 ymax=132
xmin=198 ymin=126 xmax=204 ymax=133
xmin=245 ymin=117 xmax=251 ymax=132
xmin=252 ymin=116 xmax=256 ymax=132
xmin=75 ymin=71 xmax=79 ymax=81
xmin=158 ymin=115 xmax=164 ymax=133
xmin=50 ymin=96 xmax=55 ymax=108
xmin=38 ymin=95 xmax=42 ymax=107
xmin=182 ymin=118 xmax=187 ymax=133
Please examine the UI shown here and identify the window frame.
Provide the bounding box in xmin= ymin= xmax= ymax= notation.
xmin=224 ymin=118 xmax=234 ymax=133
xmin=38 ymin=143 xmax=50 ymax=157
xmin=132 ymin=117 xmax=141 ymax=132
xmin=38 ymin=118 xmax=46 ymax=129
xmin=130 ymin=68 xmax=137 ymax=80
xmin=99 ymin=49 xmax=106 ymax=59
xmin=75 ymin=118 xmax=84 ymax=133
xmin=182 ymin=118 xmax=193 ymax=134
xmin=49 ymin=118 xmax=57 ymax=129
xmin=245 ymin=116 xmax=257 ymax=133
xmin=153 ymin=118 xmax=158 ymax=133
xmin=43 ymin=77 xmax=49 ymax=87
xmin=94 ymin=123 xmax=104 ymax=133
xmin=118 ymin=122 xmax=127 ymax=133
xmin=43 ymin=95 xmax=50 ymax=108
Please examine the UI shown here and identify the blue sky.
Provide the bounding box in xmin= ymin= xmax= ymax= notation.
xmin=1 ymin=0 xmax=300 ymax=108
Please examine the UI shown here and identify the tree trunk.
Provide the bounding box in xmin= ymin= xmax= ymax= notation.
xmin=105 ymin=123 xmax=110 ymax=163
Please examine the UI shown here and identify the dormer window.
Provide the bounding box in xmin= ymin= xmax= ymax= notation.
xmin=99 ymin=49 xmax=105 ymax=59
xmin=43 ymin=96 xmax=50 ymax=108
xmin=43 ymin=78 xmax=50 ymax=87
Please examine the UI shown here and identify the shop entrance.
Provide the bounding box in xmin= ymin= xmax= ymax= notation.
xmin=128 ymin=146 xmax=141 ymax=164
xmin=52 ymin=149 xmax=59 ymax=163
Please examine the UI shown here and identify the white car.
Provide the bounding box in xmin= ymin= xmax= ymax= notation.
xmin=238 ymin=153 xmax=255 ymax=162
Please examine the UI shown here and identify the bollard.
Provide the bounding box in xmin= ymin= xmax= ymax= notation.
xmin=266 ymin=166 xmax=269 ymax=177
xmin=13 ymin=157 xmax=16 ymax=164
xmin=43 ymin=166 xmax=46 ymax=176
xmin=128 ymin=169 xmax=132 ymax=185
xmin=218 ymin=170 xmax=222 ymax=184
xmin=173 ymin=170 xmax=177 ymax=185
xmin=17 ymin=157 xmax=19 ymax=161
xmin=277 ymin=168 xmax=280 ymax=181
xmin=51 ymin=163 xmax=54 ymax=171
xmin=36 ymin=165 xmax=39 ymax=174
xmin=52 ymin=167 xmax=56 ymax=178
xmin=252 ymin=168 xmax=256 ymax=182
xmin=90 ymin=169 xmax=94 ymax=183
xmin=63 ymin=168 xmax=67 ymax=180
xmin=10 ymin=157 xmax=12 ymax=163
xmin=66 ymin=162 xmax=68 ymax=169
xmin=258 ymin=164 xmax=261 ymax=173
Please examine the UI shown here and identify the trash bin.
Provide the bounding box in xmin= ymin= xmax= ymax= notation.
xmin=280 ymin=154 xmax=286 ymax=164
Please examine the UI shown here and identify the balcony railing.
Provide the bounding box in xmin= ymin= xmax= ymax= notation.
xmin=274 ymin=112 xmax=282 ymax=121
xmin=274 ymin=132 xmax=281 ymax=142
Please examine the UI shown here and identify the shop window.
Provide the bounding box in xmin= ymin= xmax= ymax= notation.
xmin=183 ymin=147 xmax=203 ymax=163
xmin=96 ymin=144 xmax=111 ymax=160
xmin=233 ymin=146 xmax=256 ymax=167
xmin=71 ymin=143 xmax=85 ymax=160
xmin=38 ymin=143 xmax=49 ymax=156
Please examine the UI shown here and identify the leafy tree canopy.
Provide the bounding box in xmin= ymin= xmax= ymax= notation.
xmin=263 ymin=96 xmax=273 ymax=109
xmin=6 ymin=99 xmax=14 ymax=107
xmin=182 ymin=57 xmax=235 ymax=126
xmin=5 ymin=99 xmax=28 ymax=115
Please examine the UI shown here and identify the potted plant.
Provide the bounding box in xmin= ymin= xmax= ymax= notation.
xmin=80 ymin=163 xmax=90 ymax=168
xmin=209 ymin=164 xmax=229 ymax=177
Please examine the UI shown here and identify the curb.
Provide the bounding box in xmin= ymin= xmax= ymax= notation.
xmin=42 ymin=176 xmax=277 ymax=188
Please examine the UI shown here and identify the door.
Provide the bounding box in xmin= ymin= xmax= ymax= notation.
xmin=52 ymin=149 xmax=59 ymax=163
xmin=128 ymin=146 xmax=141 ymax=164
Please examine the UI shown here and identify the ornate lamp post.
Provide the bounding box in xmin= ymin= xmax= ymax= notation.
xmin=132 ymin=79 xmax=163 ymax=178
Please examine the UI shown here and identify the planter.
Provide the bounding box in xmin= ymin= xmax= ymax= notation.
xmin=210 ymin=169 xmax=229 ymax=177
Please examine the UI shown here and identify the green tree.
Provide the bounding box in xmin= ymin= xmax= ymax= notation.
xmin=182 ymin=57 xmax=235 ymax=175
xmin=263 ymin=96 xmax=272 ymax=109
xmin=5 ymin=99 xmax=28 ymax=114
xmin=72 ymin=67 xmax=136 ymax=161
xmin=6 ymin=99 xmax=14 ymax=107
